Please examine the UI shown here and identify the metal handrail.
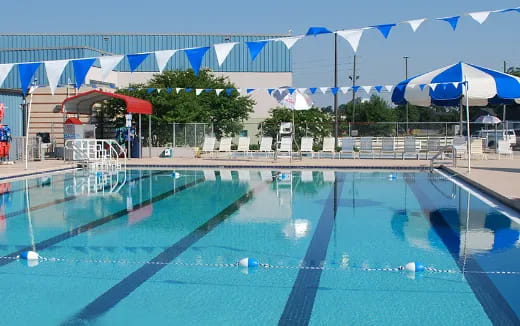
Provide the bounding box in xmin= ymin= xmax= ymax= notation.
xmin=429 ymin=145 xmax=457 ymax=171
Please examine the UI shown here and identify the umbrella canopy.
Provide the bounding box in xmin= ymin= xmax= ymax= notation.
xmin=272 ymin=88 xmax=313 ymax=110
xmin=392 ymin=62 xmax=520 ymax=107
xmin=474 ymin=114 xmax=501 ymax=124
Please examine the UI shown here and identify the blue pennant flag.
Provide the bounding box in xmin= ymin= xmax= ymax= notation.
xmin=419 ymin=84 xmax=426 ymax=91
xmin=184 ymin=47 xmax=210 ymax=76
xmin=267 ymin=88 xmax=275 ymax=95
xmin=72 ymin=58 xmax=96 ymax=89
xmin=374 ymin=86 xmax=383 ymax=93
xmin=91 ymin=84 xmax=97 ymax=88
xmin=246 ymin=88 xmax=255 ymax=94
xmin=205 ymin=88 xmax=212 ymax=93
xmin=396 ymin=84 xmax=405 ymax=91
xmin=109 ymin=83 xmax=116 ymax=89
xmin=305 ymin=27 xmax=332 ymax=36
xmin=19 ymin=62 xmax=41 ymax=95
xmin=166 ymin=88 xmax=172 ymax=93
xmin=309 ymin=87 xmax=317 ymax=94
xmin=127 ymin=53 xmax=150 ymax=72
xmin=352 ymin=86 xmax=360 ymax=93
xmin=330 ymin=87 xmax=339 ymax=95
xmin=185 ymin=88 xmax=192 ymax=93
xmin=226 ymin=88 xmax=234 ymax=96
xmin=371 ymin=24 xmax=397 ymax=39
xmin=147 ymin=88 xmax=155 ymax=94
xmin=437 ymin=16 xmax=460 ymax=31
xmin=288 ymin=88 xmax=296 ymax=95
xmin=246 ymin=41 xmax=268 ymax=61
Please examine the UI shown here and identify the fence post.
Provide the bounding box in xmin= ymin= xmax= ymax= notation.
xmin=172 ymin=123 xmax=175 ymax=148
xmin=194 ymin=123 xmax=197 ymax=148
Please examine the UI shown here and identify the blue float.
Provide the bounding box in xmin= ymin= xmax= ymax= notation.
xmin=404 ymin=261 xmax=425 ymax=272
xmin=239 ymin=257 xmax=259 ymax=268
xmin=20 ymin=251 xmax=39 ymax=260
xmin=388 ymin=174 xmax=397 ymax=180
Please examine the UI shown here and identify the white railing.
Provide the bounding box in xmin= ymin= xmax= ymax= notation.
xmin=64 ymin=139 xmax=126 ymax=171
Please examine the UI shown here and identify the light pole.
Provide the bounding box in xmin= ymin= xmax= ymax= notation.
xmin=349 ymin=55 xmax=359 ymax=134
xmin=334 ymin=33 xmax=338 ymax=148
xmin=403 ymin=56 xmax=409 ymax=134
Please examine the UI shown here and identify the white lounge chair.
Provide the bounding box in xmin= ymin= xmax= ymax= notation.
xmin=217 ymin=137 xmax=232 ymax=158
xmin=359 ymin=137 xmax=375 ymax=159
xmin=277 ymin=137 xmax=292 ymax=157
xmin=319 ymin=137 xmax=336 ymax=158
xmin=452 ymin=136 xmax=467 ymax=159
xmin=258 ymin=136 xmax=274 ymax=158
xmin=426 ymin=138 xmax=441 ymax=159
xmin=381 ymin=137 xmax=397 ymax=159
xmin=235 ymin=137 xmax=251 ymax=158
xmin=470 ymin=138 xmax=487 ymax=160
xmin=339 ymin=137 xmax=356 ymax=159
xmin=403 ymin=136 xmax=419 ymax=160
xmin=497 ymin=140 xmax=513 ymax=159
xmin=201 ymin=137 xmax=216 ymax=158
xmin=300 ymin=137 xmax=314 ymax=158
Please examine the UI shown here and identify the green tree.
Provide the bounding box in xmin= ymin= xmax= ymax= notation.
xmin=507 ymin=66 xmax=520 ymax=77
xmin=339 ymin=95 xmax=396 ymax=136
xmin=101 ymin=69 xmax=255 ymax=145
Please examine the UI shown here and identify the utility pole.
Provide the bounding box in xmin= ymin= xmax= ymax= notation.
xmin=404 ymin=56 xmax=409 ymax=134
xmin=349 ymin=55 xmax=358 ymax=128
xmin=334 ymin=33 xmax=339 ymax=148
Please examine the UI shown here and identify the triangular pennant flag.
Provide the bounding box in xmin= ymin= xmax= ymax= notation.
xmin=277 ymin=36 xmax=303 ymax=49
xmin=205 ymin=88 xmax=212 ymax=93
xmin=267 ymin=88 xmax=275 ymax=95
xmin=395 ymin=84 xmax=405 ymax=91
xmin=19 ymin=62 xmax=41 ymax=95
xmin=44 ymin=60 xmax=69 ymax=95
xmin=352 ymin=86 xmax=360 ymax=93
xmin=309 ymin=87 xmax=317 ymax=94
xmin=166 ymin=88 xmax=172 ymax=93
xmin=226 ymin=88 xmax=234 ymax=96
xmin=184 ymin=47 xmax=210 ymax=76
xmin=374 ymin=86 xmax=383 ymax=93
xmin=419 ymin=84 xmax=426 ymax=91
xmin=213 ymin=42 xmax=237 ymax=66
xmin=452 ymin=82 xmax=460 ymax=88
xmin=246 ymin=41 xmax=268 ymax=61
xmin=297 ymin=88 xmax=307 ymax=94
xmin=127 ymin=53 xmax=150 ymax=72
xmin=441 ymin=83 xmax=448 ymax=91
xmin=288 ymin=88 xmax=296 ymax=95
xmin=157 ymin=89 xmax=161 ymax=93
xmin=185 ymin=88 xmax=192 ymax=93
xmin=306 ymin=27 xmax=332 ymax=36
xmin=340 ymin=87 xmax=350 ymax=94
xmin=155 ymin=50 xmax=177 ymax=73
xmin=319 ymin=87 xmax=329 ymax=94
xmin=436 ymin=16 xmax=460 ymax=31
xmin=236 ymin=88 xmax=242 ymax=95
xmin=195 ymin=89 xmax=203 ymax=95
xmin=330 ymin=87 xmax=339 ymax=95
xmin=406 ymin=19 xmax=426 ymax=32
xmin=336 ymin=29 xmax=364 ymax=52
xmin=99 ymin=55 xmax=124 ymax=80
xmin=215 ymin=89 xmax=223 ymax=95
xmin=246 ymin=88 xmax=255 ymax=94
xmin=361 ymin=86 xmax=371 ymax=94
xmin=175 ymin=88 xmax=183 ymax=93
xmin=468 ymin=11 xmax=491 ymax=24
xmin=384 ymin=85 xmax=393 ymax=92
xmin=147 ymin=88 xmax=155 ymax=94
xmin=370 ymin=24 xmax=397 ymax=39
xmin=430 ymin=83 xmax=438 ymax=91
xmin=0 ymin=64 xmax=13 ymax=88
xmin=72 ymin=58 xmax=96 ymax=89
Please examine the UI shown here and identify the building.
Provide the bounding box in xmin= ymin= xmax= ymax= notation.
xmin=0 ymin=33 xmax=292 ymax=149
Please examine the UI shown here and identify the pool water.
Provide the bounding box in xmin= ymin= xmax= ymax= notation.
xmin=0 ymin=169 xmax=518 ymax=325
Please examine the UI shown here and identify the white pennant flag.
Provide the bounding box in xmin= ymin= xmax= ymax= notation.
xmin=336 ymin=29 xmax=364 ymax=53
xmin=340 ymin=87 xmax=350 ymax=94
xmin=406 ymin=18 xmax=426 ymax=32
xmin=452 ymin=82 xmax=460 ymax=88
xmin=99 ymin=55 xmax=124 ymax=81
xmin=176 ymin=88 xmax=183 ymax=93
xmin=214 ymin=42 xmax=238 ymax=66
xmin=430 ymin=83 xmax=438 ymax=91
xmin=44 ymin=60 xmax=69 ymax=95
xmin=361 ymin=86 xmax=372 ymax=94
xmin=468 ymin=11 xmax=491 ymax=24
xmin=319 ymin=87 xmax=329 ymax=94
xmin=384 ymin=85 xmax=393 ymax=92
xmin=157 ymin=89 xmax=161 ymax=93
xmin=155 ymin=50 xmax=177 ymax=72
xmin=215 ymin=89 xmax=223 ymax=95
xmin=0 ymin=64 xmax=13 ymax=88
xmin=277 ymin=36 xmax=303 ymax=50
xmin=409 ymin=84 xmax=417 ymax=89
xmin=195 ymin=89 xmax=203 ymax=95
xmin=297 ymin=88 xmax=307 ymax=94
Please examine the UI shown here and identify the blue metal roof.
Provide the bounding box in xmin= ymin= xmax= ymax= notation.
xmin=0 ymin=34 xmax=291 ymax=89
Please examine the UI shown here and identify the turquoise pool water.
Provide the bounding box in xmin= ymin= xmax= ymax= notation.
xmin=0 ymin=169 xmax=518 ymax=325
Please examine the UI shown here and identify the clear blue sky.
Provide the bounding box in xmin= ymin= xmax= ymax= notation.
xmin=3 ymin=0 xmax=520 ymax=106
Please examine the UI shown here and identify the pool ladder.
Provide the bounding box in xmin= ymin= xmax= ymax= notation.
xmin=429 ymin=145 xmax=457 ymax=172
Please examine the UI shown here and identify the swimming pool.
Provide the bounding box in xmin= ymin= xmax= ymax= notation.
xmin=0 ymin=168 xmax=518 ymax=325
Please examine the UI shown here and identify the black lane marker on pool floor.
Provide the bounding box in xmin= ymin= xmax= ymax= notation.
xmin=279 ymin=174 xmax=344 ymax=326
xmin=0 ymin=175 xmax=205 ymax=267
xmin=3 ymin=171 xmax=157 ymax=220
xmin=63 ymin=182 xmax=267 ymax=325
xmin=406 ymin=176 xmax=519 ymax=326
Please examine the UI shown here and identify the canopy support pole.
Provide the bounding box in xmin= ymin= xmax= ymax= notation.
xmin=464 ymin=79 xmax=471 ymax=174
xmin=148 ymin=115 xmax=152 ymax=158
xmin=24 ymin=88 xmax=36 ymax=170
xmin=139 ymin=114 xmax=142 ymax=158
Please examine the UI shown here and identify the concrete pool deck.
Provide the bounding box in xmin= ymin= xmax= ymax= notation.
xmin=0 ymin=156 xmax=518 ymax=211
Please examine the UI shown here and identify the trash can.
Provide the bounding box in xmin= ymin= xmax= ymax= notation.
xmin=163 ymin=148 xmax=173 ymax=158
xmin=131 ymin=138 xmax=140 ymax=158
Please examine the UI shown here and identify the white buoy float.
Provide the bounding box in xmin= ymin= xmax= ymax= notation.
xmin=404 ymin=262 xmax=425 ymax=272
xmin=20 ymin=251 xmax=39 ymax=260
xmin=239 ymin=257 xmax=259 ymax=268
xmin=172 ymin=172 xmax=181 ymax=179
xmin=388 ymin=174 xmax=397 ymax=181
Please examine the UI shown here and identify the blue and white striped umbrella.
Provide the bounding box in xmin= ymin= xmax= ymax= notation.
xmin=392 ymin=62 xmax=520 ymax=107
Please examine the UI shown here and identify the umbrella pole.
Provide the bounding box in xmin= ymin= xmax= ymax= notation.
xmin=465 ymin=79 xmax=471 ymax=173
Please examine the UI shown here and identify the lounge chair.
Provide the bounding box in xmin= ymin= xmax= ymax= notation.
xmin=217 ymin=137 xmax=232 ymax=158
xmin=452 ymin=136 xmax=467 ymax=159
xmin=201 ymin=137 xmax=216 ymax=158
xmin=235 ymin=137 xmax=251 ymax=158
xmin=339 ymin=137 xmax=356 ymax=159
xmin=319 ymin=137 xmax=336 ymax=158
xmin=359 ymin=137 xmax=375 ymax=159
xmin=277 ymin=137 xmax=292 ymax=157
xmin=497 ymin=140 xmax=513 ymax=159
xmin=300 ymin=137 xmax=314 ymax=158
xmin=470 ymin=138 xmax=487 ymax=160
xmin=426 ymin=138 xmax=441 ymax=159
xmin=381 ymin=137 xmax=397 ymax=159
xmin=258 ymin=136 xmax=274 ymax=158
xmin=403 ymin=136 xmax=419 ymax=160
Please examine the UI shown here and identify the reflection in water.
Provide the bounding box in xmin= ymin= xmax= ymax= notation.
xmin=0 ymin=182 xmax=10 ymax=233
xmin=65 ymin=170 xmax=127 ymax=197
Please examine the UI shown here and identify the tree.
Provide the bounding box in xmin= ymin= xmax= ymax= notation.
xmin=339 ymin=95 xmax=396 ymax=136
xmin=507 ymin=66 xmax=520 ymax=77
xmin=101 ymin=69 xmax=255 ymax=145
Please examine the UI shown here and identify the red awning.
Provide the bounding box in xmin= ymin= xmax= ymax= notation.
xmin=64 ymin=117 xmax=83 ymax=125
xmin=61 ymin=90 xmax=152 ymax=115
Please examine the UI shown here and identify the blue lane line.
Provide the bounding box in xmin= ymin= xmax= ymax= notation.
xmin=0 ymin=167 xmax=78 ymax=181
xmin=279 ymin=173 xmax=343 ymax=326
xmin=407 ymin=176 xmax=519 ymax=326
xmin=0 ymin=173 xmax=205 ymax=267
xmin=62 ymin=182 xmax=267 ymax=325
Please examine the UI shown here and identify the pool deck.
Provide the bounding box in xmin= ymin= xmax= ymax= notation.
xmin=0 ymin=155 xmax=518 ymax=211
